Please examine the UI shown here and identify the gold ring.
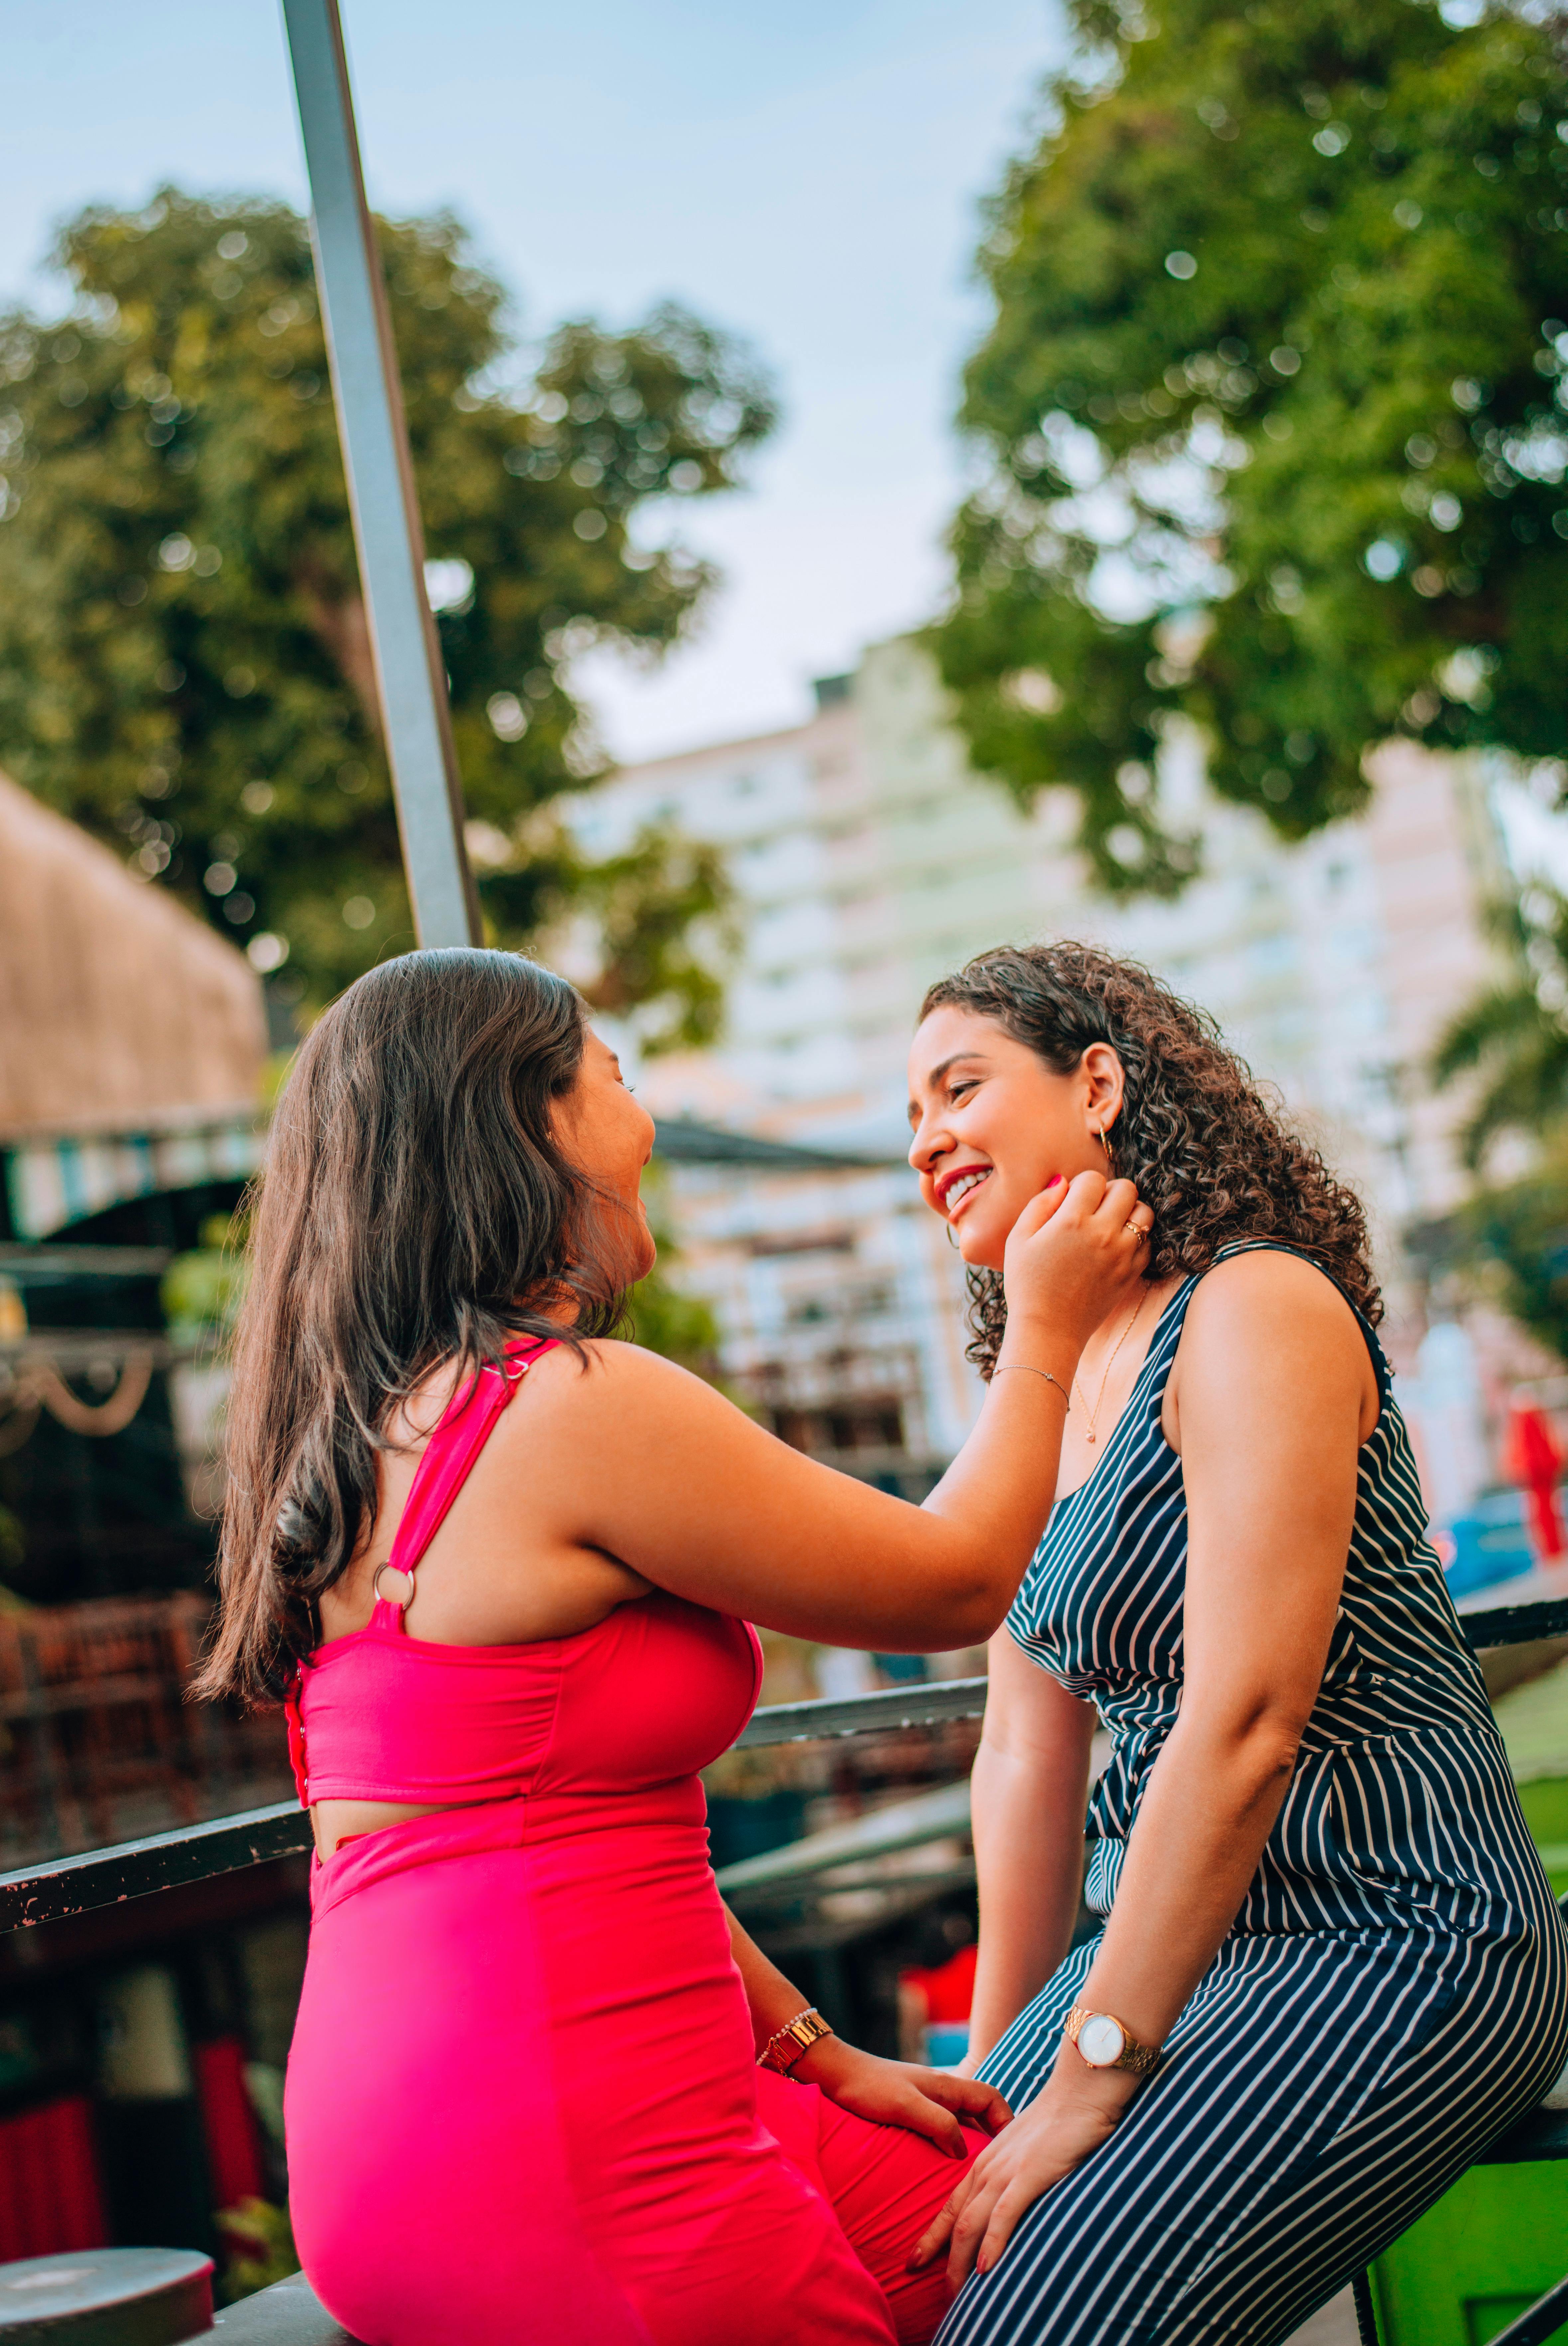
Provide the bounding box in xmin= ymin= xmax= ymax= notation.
xmin=1127 ymin=1221 xmax=1147 ymax=1240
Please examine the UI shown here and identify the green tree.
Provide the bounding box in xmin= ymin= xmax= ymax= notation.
xmin=623 ymin=1254 xmax=723 ymax=1377
xmin=1428 ymin=884 xmax=1568 ymax=1360
xmin=0 ymin=188 xmax=773 ymax=1015
xmin=1446 ymin=1135 xmax=1568 ymax=1362
xmin=1433 ymin=886 xmax=1568 ymax=1165
xmin=935 ymin=0 xmax=1568 ymax=894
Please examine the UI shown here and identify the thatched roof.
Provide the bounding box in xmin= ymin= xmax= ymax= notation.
xmin=0 ymin=770 xmax=267 ymax=1143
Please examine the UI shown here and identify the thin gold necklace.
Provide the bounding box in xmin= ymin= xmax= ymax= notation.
xmin=1072 ymin=1287 xmax=1151 ymax=1447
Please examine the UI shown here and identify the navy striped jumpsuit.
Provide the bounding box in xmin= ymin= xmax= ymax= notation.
xmin=939 ymin=1246 xmax=1568 ymax=2346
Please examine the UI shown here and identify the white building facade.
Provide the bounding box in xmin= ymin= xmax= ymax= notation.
xmin=572 ymin=639 xmax=1511 ymax=1466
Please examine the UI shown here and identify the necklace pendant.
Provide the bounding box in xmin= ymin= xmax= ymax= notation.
xmin=1086 ymin=1430 xmax=1097 ymax=1444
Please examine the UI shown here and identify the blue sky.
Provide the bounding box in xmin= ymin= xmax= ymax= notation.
xmin=1 ymin=2 xmax=1061 ymax=761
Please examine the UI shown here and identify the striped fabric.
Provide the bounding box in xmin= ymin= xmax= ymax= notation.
xmin=939 ymin=1246 xmax=1568 ymax=2346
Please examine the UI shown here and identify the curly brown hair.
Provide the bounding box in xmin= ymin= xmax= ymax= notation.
xmin=919 ymin=941 xmax=1380 ymax=1376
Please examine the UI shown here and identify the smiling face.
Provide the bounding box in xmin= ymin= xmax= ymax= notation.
xmin=549 ymin=1027 xmax=658 ymax=1288
xmin=907 ymin=1006 xmax=1125 ymax=1272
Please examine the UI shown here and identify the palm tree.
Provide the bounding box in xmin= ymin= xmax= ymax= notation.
xmin=1430 ymin=890 xmax=1568 ymax=1362
xmin=1432 ymin=893 xmax=1568 ymax=1169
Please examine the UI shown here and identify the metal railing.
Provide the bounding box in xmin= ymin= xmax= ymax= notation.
xmin=0 ymin=1672 xmax=993 ymax=1933
xmin=3 ymin=1592 xmax=1565 ymax=1935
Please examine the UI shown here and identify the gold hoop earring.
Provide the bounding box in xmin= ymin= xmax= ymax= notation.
xmin=1098 ymin=1126 xmax=1116 ymax=1175
xmin=945 ymin=1221 xmax=961 ymax=1251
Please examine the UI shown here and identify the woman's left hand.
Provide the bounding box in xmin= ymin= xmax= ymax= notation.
xmin=907 ymin=2059 xmax=1134 ymax=2285
xmin=791 ymin=2035 xmax=1012 ymax=2157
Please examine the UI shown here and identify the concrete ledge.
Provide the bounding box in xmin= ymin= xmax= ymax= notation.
xmin=212 ymin=2272 xmax=363 ymax=2343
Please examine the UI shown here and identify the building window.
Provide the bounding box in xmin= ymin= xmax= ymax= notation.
xmin=770 ymin=1401 xmax=905 ymax=1455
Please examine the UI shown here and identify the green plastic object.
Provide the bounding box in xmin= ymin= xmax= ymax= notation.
xmin=1517 ymin=1778 xmax=1568 ymax=1900
xmin=1369 ymin=2162 xmax=1568 ymax=2344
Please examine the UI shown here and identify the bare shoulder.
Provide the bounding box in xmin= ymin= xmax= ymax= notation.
xmin=490 ymin=1333 xmax=726 ymax=1442
xmin=1183 ymin=1247 xmax=1363 ymax=1343
xmin=1174 ymin=1248 xmax=1376 ymax=1418
xmin=552 ymin=1334 xmax=712 ymax=1392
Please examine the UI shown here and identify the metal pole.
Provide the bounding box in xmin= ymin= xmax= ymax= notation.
xmin=279 ymin=0 xmax=481 ymax=949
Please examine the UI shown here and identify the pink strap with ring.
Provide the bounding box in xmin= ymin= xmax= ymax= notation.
xmin=370 ymin=1335 xmax=558 ymax=1632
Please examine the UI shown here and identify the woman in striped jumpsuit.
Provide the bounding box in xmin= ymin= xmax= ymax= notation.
xmin=904 ymin=943 xmax=1568 ymax=2345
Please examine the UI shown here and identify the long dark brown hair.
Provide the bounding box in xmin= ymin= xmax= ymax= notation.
xmin=197 ymin=948 xmax=630 ymax=1704
xmin=920 ymin=941 xmax=1380 ymax=1377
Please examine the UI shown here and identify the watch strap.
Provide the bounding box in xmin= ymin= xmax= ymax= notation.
xmin=759 ymin=2007 xmax=835 ymax=2074
xmin=1064 ymin=2003 xmax=1160 ymax=2078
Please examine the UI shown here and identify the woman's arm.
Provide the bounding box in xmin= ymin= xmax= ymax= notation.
xmin=722 ymin=1904 xmax=1012 ymax=2153
xmin=965 ymin=1633 xmax=1097 ymax=2071
xmin=497 ymin=1169 xmax=1151 ymax=1654
xmin=911 ymin=1250 xmax=1374 ymax=2285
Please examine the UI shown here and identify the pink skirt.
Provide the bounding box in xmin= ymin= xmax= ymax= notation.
xmin=285 ymin=1797 xmax=980 ymax=2345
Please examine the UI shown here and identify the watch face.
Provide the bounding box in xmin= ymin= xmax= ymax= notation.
xmin=1077 ymin=2014 xmax=1126 ymax=2067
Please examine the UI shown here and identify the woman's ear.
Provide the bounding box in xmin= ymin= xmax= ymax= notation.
xmin=1081 ymin=1042 xmax=1126 ymax=1133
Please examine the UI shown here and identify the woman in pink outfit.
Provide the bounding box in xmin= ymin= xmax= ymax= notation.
xmin=197 ymin=949 xmax=1150 ymax=2346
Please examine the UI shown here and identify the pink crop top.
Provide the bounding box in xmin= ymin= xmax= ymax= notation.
xmin=286 ymin=1336 xmax=761 ymax=1809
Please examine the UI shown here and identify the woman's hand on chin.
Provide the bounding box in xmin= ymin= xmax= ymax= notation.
xmin=790 ymin=2035 xmax=1012 ymax=2157
xmin=906 ymin=2057 xmax=1134 ymax=2285
xmin=1000 ymin=1170 xmax=1153 ymax=1354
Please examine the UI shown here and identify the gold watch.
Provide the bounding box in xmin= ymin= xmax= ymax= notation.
xmin=759 ymin=2007 xmax=835 ymax=2075
xmin=1064 ymin=2004 xmax=1160 ymax=2079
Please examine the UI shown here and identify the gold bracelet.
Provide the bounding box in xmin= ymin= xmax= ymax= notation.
xmin=758 ymin=2007 xmax=835 ymax=2074
xmin=993 ymin=1365 xmax=1070 ymax=1409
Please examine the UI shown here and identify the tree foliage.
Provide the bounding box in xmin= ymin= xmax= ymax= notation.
xmin=935 ymin=0 xmax=1568 ymax=893
xmin=0 ymin=188 xmax=774 ymax=1017
xmin=1449 ymin=1134 xmax=1568 ymax=1362
xmin=620 ymin=1177 xmax=725 ymax=1375
xmin=1430 ymin=884 xmax=1568 ymax=1359
xmin=1432 ymin=886 xmax=1568 ymax=1165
